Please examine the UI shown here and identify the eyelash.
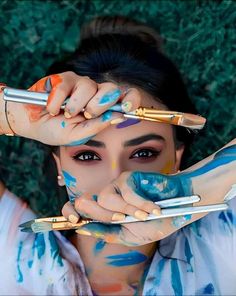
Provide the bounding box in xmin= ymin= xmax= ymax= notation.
xmin=72 ymin=151 xmax=101 ymax=162
xmin=129 ymin=148 xmax=161 ymax=160
xmin=72 ymin=148 xmax=161 ymax=162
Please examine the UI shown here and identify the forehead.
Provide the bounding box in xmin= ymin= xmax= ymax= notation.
xmin=94 ymin=92 xmax=174 ymax=145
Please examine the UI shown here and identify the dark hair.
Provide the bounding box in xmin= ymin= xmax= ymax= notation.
xmin=48 ymin=16 xmax=197 ymax=166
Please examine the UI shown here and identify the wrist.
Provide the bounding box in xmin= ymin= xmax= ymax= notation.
xmin=0 ymin=85 xmax=15 ymax=136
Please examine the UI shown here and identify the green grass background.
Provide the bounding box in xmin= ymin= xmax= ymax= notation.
xmin=0 ymin=0 xmax=235 ymax=216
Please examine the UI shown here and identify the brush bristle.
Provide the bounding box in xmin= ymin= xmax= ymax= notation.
xmin=31 ymin=222 xmax=53 ymax=233
xmin=19 ymin=220 xmax=34 ymax=228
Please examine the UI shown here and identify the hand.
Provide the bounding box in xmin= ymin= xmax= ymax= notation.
xmin=62 ymin=140 xmax=236 ymax=246
xmin=0 ymin=71 xmax=141 ymax=145
xmin=61 ymin=171 xmax=199 ymax=246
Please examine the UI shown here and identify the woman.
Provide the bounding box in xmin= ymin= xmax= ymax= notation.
xmin=0 ymin=16 xmax=235 ymax=295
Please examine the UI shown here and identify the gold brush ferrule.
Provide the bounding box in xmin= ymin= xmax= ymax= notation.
xmin=51 ymin=219 xmax=91 ymax=231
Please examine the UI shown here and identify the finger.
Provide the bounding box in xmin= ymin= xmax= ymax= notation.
xmin=64 ymin=112 xmax=124 ymax=146
xmin=61 ymin=201 xmax=80 ymax=224
xmin=75 ymin=222 xmax=155 ymax=246
xmin=64 ymin=76 xmax=98 ymax=118
xmin=98 ymin=184 xmax=149 ymax=221
xmin=120 ymin=87 xmax=142 ymax=112
xmin=115 ymin=173 xmax=161 ymax=216
xmin=74 ymin=194 xmax=126 ymax=222
xmin=45 ymin=72 xmax=83 ymax=116
xmin=84 ymin=82 xmax=122 ymax=119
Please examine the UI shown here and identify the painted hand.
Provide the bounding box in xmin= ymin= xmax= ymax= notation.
xmin=1 ymin=72 xmax=141 ymax=145
xmin=61 ymin=171 xmax=196 ymax=246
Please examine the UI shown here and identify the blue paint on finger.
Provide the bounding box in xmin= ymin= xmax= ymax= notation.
xmin=98 ymin=89 xmax=121 ymax=106
xmin=65 ymin=135 xmax=94 ymax=147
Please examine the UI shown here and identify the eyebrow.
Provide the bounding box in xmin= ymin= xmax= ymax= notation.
xmin=124 ymin=134 xmax=165 ymax=147
xmin=85 ymin=139 xmax=106 ymax=148
xmin=84 ymin=133 xmax=165 ymax=148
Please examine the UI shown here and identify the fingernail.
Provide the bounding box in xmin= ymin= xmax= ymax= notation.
xmin=84 ymin=111 xmax=92 ymax=119
xmin=50 ymin=112 xmax=57 ymax=117
xmin=68 ymin=214 xmax=79 ymax=224
xmin=110 ymin=117 xmax=126 ymax=125
xmin=121 ymin=101 xmax=132 ymax=113
xmin=112 ymin=213 xmax=126 ymax=221
xmin=152 ymin=209 xmax=161 ymax=216
xmin=134 ymin=210 xmax=148 ymax=221
xmin=76 ymin=229 xmax=92 ymax=236
xmin=64 ymin=110 xmax=72 ymax=119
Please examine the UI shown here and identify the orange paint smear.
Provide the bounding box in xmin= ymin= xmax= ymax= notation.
xmin=26 ymin=74 xmax=62 ymax=121
xmin=160 ymin=160 xmax=174 ymax=174
xmin=25 ymin=104 xmax=44 ymax=122
xmin=92 ymin=283 xmax=122 ymax=294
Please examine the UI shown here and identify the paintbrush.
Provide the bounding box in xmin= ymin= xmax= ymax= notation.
xmin=19 ymin=203 xmax=228 ymax=233
xmin=19 ymin=195 xmax=200 ymax=229
xmin=3 ymin=87 xmax=206 ymax=130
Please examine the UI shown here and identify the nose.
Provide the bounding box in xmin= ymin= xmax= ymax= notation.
xmin=108 ymin=160 xmax=124 ymax=181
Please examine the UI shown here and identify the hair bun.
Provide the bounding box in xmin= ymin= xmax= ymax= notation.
xmin=80 ymin=15 xmax=162 ymax=51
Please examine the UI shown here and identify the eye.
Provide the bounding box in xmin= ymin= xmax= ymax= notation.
xmin=130 ymin=148 xmax=161 ymax=159
xmin=72 ymin=151 xmax=101 ymax=162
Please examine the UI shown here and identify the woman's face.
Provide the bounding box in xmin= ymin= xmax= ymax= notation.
xmin=56 ymin=90 xmax=184 ymax=196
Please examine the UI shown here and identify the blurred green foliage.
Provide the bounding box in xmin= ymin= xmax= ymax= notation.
xmin=0 ymin=0 xmax=235 ymax=216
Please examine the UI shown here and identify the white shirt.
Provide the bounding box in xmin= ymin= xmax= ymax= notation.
xmin=0 ymin=189 xmax=235 ymax=295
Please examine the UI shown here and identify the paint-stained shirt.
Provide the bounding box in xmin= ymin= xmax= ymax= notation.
xmin=0 ymin=189 xmax=236 ymax=295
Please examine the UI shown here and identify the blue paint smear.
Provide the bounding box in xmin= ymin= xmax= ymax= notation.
xmin=106 ymin=250 xmax=147 ymax=267
xmin=190 ymin=220 xmax=202 ymax=237
xmin=48 ymin=232 xmax=64 ymax=267
xmin=98 ymin=89 xmax=121 ymax=106
xmin=93 ymin=239 xmax=106 ymax=255
xmin=79 ymin=223 xmax=138 ymax=246
xmin=62 ymin=170 xmax=77 ymax=188
xmin=127 ymin=172 xmax=193 ymax=202
xmin=127 ymin=145 xmax=236 ymax=203
xmin=61 ymin=121 xmax=66 ymax=128
xmin=92 ymin=194 xmax=98 ymax=201
xmin=16 ymin=241 xmax=24 ymax=283
xmin=101 ymin=110 xmax=113 ymax=122
xmin=196 ymin=283 xmax=215 ymax=295
xmin=171 ymin=260 xmax=183 ymax=296
xmin=184 ymin=238 xmax=193 ymax=272
xmin=65 ymin=135 xmax=94 ymax=147
xmin=117 ymin=118 xmax=140 ymax=129
xmin=156 ymin=258 xmax=166 ymax=286
xmin=184 ymin=145 xmax=236 ymax=179
xmin=35 ymin=233 xmax=46 ymax=260
xmin=109 ymin=104 xmax=123 ymax=112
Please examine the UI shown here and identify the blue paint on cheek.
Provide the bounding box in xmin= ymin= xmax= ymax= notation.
xmin=170 ymin=260 xmax=183 ymax=295
xmin=98 ymin=89 xmax=121 ymax=106
xmin=106 ymin=250 xmax=147 ymax=267
xmin=16 ymin=241 xmax=24 ymax=282
xmin=101 ymin=110 xmax=113 ymax=122
xmin=93 ymin=239 xmax=106 ymax=255
xmin=64 ymin=135 xmax=94 ymax=147
xmin=62 ymin=170 xmax=77 ymax=188
xmin=116 ymin=118 xmax=140 ymax=129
